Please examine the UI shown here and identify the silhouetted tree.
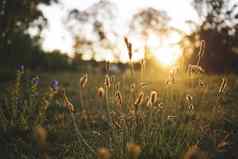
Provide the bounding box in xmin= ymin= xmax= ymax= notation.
xmin=0 ymin=0 xmax=57 ymax=69
xmin=184 ymin=0 xmax=238 ymax=73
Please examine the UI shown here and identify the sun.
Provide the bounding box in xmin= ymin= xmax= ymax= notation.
xmin=145 ymin=32 xmax=182 ymax=67
xmin=147 ymin=34 xmax=160 ymax=48
xmin=153 ymin=46 xmax=181 ymax=67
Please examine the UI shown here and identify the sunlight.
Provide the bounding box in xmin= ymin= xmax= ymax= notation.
xmin=153 ymin=45 xmax=181 ymax=67
xmin=147 ymin=34 xmax=160 ymax=48
xmin=146 ymin=32 xmax=182 ymax=67
xmin=122 ymin=33 xmax=183 ymax=65
xmin=37 ymin=0 xmax=200 ymax=62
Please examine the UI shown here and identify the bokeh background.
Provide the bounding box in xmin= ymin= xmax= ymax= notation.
xmin=1 ymin=0 xmax=238 ymax=74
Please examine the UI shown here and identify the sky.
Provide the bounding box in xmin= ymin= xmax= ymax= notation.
xmin=34 ymin=0 xmax=201 ymax=64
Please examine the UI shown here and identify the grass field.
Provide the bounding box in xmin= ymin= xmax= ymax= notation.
xmin=0 ymin=67 xmax=238 ymax=159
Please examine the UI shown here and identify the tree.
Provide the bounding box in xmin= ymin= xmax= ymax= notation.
xmin=183 ymin=0 xmax=238 ymax=73
xmin=129 ymin=7 xmax=170 ymax=44
xmin=65 ymin=0 xmax=119 ymax=61
xmin=0 ymin=0 xmax=57 ymax=69
xmin=0 ymin=0 xmax=56 ymax=46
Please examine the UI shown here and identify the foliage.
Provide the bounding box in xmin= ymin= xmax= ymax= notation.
xmin=66 ymin=0 xmax=119 ymax=60
xmin=0 ymin=68 xmax=58 ymax=158
xmin=44 ymin=50 xmax=72 ymax=70
xmin=182 ymin=0 xmax=238 ymax=73
xmin=0 ymin=0 xmax=53 ymax=51
xmin=0 ymin=0 xmax=74 ymax=71
xmin=129 ymin=7 xmax=170 ymax=42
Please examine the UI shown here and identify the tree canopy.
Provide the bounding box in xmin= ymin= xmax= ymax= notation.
xmin=0 ymin=0 xmax=60 ymax=69
xmin=129 ymin=7 xmax=170 ymax=42
xmin=182 ymin=0 xmax=238 ymax=73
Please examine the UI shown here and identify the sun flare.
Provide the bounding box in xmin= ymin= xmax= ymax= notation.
xmin=147 ymin=34 xmax=160 ymax=48
xmin=153 ymin=45 xmax=181 ymax=67
xmin=147 ymin=33 xmax=182 ymax=67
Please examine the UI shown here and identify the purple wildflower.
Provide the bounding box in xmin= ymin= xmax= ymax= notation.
xmin=51 ymin=80 xmax=59 ymax=91
xmin=17 ymin=64 xmax=24 ymax=72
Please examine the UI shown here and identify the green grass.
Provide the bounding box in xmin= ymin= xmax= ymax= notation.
xmin=0 ymin=68 xmax=238 ymax=159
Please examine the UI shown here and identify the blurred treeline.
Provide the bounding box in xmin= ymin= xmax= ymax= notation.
xmin=182 ymin=0 xmax=238 ymax=73
xmin=0 ymin=0 xmax=73 ymax=72
xmin=0 ymin=0 xmax=238 ymax=74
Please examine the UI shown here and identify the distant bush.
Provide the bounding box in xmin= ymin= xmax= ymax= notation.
xmin=43 ymin=50 xmax=72 ymax=70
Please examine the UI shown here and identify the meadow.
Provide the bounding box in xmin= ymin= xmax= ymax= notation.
xmin=0 ymin=66 xmax=238 ymax=159
xmin=1 ymin=0 xmax=238 ymax=158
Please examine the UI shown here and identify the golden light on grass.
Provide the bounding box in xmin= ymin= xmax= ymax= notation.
xmin=127 ymin=143 xmax=142 ymax=159
xmin=97 ymin=147 xmax=111 ymax=159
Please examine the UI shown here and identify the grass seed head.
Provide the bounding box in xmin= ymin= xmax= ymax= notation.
xmin=186 ymin=95 xmax=193 ymax=103
xmin=124 ymin=36 xmax=132 ymax=60
xmin=188 ymin=64 xmax=205 ymax=74
xmin=80 ymin=73 xmax=88 ymax=88
xmin=64 ymin=98 xmax=75 ymax=112
xmin=115 ymin=90 xmax=123 ymax=106
xmin=198 ymin=40 xmax=206 ymax=58
xmin=150 ymin=90 xmax=158 ymax=105
xmin=188 ymin=104 xmax=194 ymax=110
xmin=158 ymin=103 xmax=164 ymax=109
xmin=128 ymin=43 xmax=132 ymax=60
xmin=34 ymin=126 xmax=47 ymax=145
xmin=199 ymin=79 xmax=205 ymax=87
xmin=97 ymin=87 xmax=105 ymax=98
xmin=97 ymin=147 xmax=111 ymax=159
xmin=130 ymin=83 xmax=136 ymax=92
xmin=218 ymin=78 xmax=227 ymax=94
xmin=104 ymin=75 xmax=111 ymax=88
xmin=184 ymin=145 xmax=209 ymax=159
xmin=134 ymin=91 xmax=144 ymax=106
xmin=124 ymin=36 xmax=129 ymax=47
xmin=127 ymin=143 xmax=142 ymax=159
xmin=62 ymin=90 xmax=75 ymax=112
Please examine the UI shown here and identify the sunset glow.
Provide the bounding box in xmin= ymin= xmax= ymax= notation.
xmin=36 ymin=0 xmax=199 ymax=64
xmin=154 ymin=46 xmax=181 ymax=66
xmin=140 ymin=32 xmax=182 ymax=66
